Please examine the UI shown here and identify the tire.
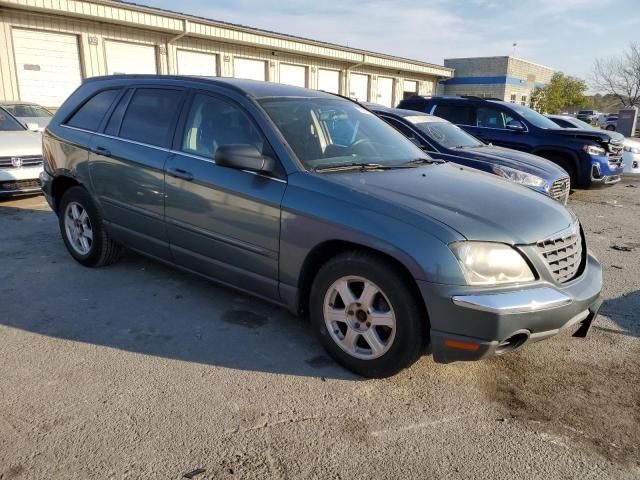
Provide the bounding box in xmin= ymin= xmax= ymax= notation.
xmin=606 ymin=125 xmax=615 ymax=131
xmin=546 ymin=154 xmax=579 ymax=189
xmin=309 ymin=251 xmax=426 ymax=378
xmin=58 ymin=186 xmax=122 ymax=267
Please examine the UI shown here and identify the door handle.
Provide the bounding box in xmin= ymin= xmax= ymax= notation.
xmin=93 ymin=146 xmax=111 ymax=157
xmin=167 ymin=167 xmax=194 ymax=181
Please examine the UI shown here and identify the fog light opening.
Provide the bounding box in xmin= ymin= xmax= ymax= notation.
xmin=495 ymin=331 xmax=529 ymax=355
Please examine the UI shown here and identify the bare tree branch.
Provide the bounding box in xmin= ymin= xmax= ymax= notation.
xmin=591 ymin=42 xmax=640 ymax=107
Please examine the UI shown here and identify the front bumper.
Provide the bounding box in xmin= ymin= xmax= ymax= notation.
xmin=419 ymin=252 xmax=603 ymax=363
xmin=0 ymin=165 xmax=43 ymax=197
xmin=590 ymin=154 xmax=623 ymax=185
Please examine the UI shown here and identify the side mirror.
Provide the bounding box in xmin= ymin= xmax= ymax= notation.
xmin=26 ymin=122 xmax=40 ymax=132
xmin=506 ymin=120 xmax=525 ymax=132
xmin=214 ymin=144 xmax=275 ymax=173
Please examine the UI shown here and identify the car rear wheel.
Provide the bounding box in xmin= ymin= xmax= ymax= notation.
xmin=310 ymin=251 xmax=425 ymax=378
xmin=606 ymin=125 xmax=615 ymax=131
xmin=59 ymin=186 xmax=122 ymax=267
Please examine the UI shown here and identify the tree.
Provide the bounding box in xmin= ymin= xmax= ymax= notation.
xmin=531 ymin=72 xmax=588 ymax=113
xmin=591 ymin=42 xmax=640 ymax=107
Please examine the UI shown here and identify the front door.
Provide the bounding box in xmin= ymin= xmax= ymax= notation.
xmin=164 ymin=92 xmax=286 ymax=300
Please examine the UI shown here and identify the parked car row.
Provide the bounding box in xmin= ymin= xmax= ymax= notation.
xmin=35 ymin=76 xmax=604 ymax=378
xmin=396 ymin=95 xmax=625 ymax=187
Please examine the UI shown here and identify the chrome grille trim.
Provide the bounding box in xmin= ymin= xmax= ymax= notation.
xmin=549 ymin=176 xmax=570 ymax=204
xmin=536 ymin=223 xmax=583 ymax=284
xmin=0 ymin=155 xmax=44 ymax=168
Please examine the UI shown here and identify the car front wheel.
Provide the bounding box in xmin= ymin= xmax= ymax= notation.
xmin=310 ymin=251 xmax=425 ymax=378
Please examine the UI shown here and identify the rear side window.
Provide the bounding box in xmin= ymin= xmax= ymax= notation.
xmin=66 ymin=89 xmax=120 ymax=131
xmin=432 ymin=104 xmax=474 ymax=125
xmin=119 ymin=88 xmax=183 ymax=147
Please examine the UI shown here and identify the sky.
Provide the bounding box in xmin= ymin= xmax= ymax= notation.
xmin=141 ymin=0 xmax=639 ymax=83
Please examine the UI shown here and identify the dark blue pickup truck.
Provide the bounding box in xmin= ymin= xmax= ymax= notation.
xmin=397 ymin=96 xmax=624 ymax=188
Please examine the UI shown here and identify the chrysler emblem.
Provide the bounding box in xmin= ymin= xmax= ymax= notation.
xmin=11 ymin=157 xmax=22 ymax=168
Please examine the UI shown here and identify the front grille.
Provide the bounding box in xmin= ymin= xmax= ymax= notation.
xmin=607 ymin=141 xmax=624 ymax=164
xmin=0 ymin=179 xmax=41 ymax=192
xmin=549 ymin=176 xmax=570 ymax=204
xmin=0 ymin=155 xmax=44 ymax=168
xmin=536 ymin=224 xmax=583 ymax=283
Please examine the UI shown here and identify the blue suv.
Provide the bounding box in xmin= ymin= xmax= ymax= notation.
xmin=397 ymin=96 xmax=624 ymax=188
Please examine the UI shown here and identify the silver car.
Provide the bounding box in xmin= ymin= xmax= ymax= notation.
xmin=0 ymin=107 xmax=44 ymax=197
xmin=1 ymin=102 xmax=53 ymax=132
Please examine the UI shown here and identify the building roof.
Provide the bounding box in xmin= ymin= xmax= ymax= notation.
xmin=0 ymin=0 xmax=453 ymax=77
xmin=444 ymin=55 xmax=553 ymax=71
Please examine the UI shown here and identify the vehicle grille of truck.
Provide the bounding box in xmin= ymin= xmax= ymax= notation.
xmin=537 ymin=225 xmax=583 ymax=283
xmin=549 ymin=176 xmax=570 ymax=204
xmin=0 ymin=155 xmax=44 ymax=168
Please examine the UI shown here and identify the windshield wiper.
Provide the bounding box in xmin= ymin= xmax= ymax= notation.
xmin=402 ymin=157 xmax=445 ymax=165
xmin=314 ymin=162 xmax=412 ymax=172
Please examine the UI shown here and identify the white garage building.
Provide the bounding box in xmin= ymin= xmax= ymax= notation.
xmin=0 ymin=0 xmax=453 ymax=109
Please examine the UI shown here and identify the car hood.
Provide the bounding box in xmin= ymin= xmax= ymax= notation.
xmin=546 ymin=127 xmax=624 ymax=144
xmin=458 ymin=145 xmax=566 ymax=179
xmin=319 ymin=163 xmax=575 ymax=245
xmin=0 ymin=131 xmax=42 ymax=157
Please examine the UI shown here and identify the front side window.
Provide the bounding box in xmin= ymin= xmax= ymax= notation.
xmin=477 ymin=107 xmax=508 ymax=129
xmin=259 ymin=97 xmax=425 ymax=169
xmin=181 ymin=94 xmax=265 ymax=159
xmin=66 ymin=89 xmax=120 ymax=131
xmin=0 ymin=108 xmax=25 ymax=131
xmin=119 ymin=88 xmax=183 ymax=147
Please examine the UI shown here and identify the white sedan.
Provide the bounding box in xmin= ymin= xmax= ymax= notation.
xmin=0 ymin=108 xmax=43 ymax=197
xmin=623 ymin=137 xmax=640 ymax=175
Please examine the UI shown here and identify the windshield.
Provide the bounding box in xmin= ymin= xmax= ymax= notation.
xmin=509 ymin=104 xmax=561 ymax=129
xmin=569 ymin=117 xmax=596 ymax=130
xmin=0 ymin=108 xmax=25 ymax=131
xmin=259 ymin=97 xmax=427 ymax=170
xmin=405 ymin=116 xmax=483 ymax=148
xmin=3 ymin=104 xmax=52 ymax=118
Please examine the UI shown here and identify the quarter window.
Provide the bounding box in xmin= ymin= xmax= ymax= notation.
xmin=66 ymin=89 xmax=120 ymax=131
xmin=119 ymin=88 xmax=183 ymax=147
xmin=181 ymin=93 xmax=265 ymax=158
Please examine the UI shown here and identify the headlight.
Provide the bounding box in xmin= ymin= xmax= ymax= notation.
xmin=623 ymin=145 xmax=640 ymax=154
xmin=450 ymin=242 xmax=535 ymax=286
xmin=583 ymin=145 xmax=605 ymax=156
xmin=491 ymin=165 xmax=546 ymax=188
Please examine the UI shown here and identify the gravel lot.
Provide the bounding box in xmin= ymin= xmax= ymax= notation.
xmin=1 ymin=178 xmax=639 ymax=480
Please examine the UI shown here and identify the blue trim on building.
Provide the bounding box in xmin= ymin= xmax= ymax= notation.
xmin=442 ymin=75 xmax=529 ymax=86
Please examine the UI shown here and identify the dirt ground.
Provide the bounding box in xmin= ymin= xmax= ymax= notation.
xmin=0 ymin=177 xmax=638 ymax=479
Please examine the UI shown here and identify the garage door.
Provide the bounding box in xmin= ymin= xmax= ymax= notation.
xmin=234 ymin=58 xmax=266 ymax=81
xmin=177 ymin=50 xmax=217 ymax=76
xmin=105 ymin=40 xmax=157 ymax=75
xmin=377 ymin=77 xmax=394 ymax=107
xmin=12 ymin=29 xmax=82 ymax=107
xmin=403 ymin=80 xmax=418 ymax=100
xmin=349 ymin=73 xmax=369 ymax=102
xmin=279 ymin=63 xmax=306 ymax=87
xmin=318 ymin=69 xmax=340 ymax=94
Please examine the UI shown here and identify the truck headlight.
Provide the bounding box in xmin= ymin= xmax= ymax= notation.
xmin=449 ymin=242 xmax=535 ymax=286
xmin=583 ymin=145 xmax=606 ymax=156
xmin=491 ymin=165 xmax=546 ymax=188
xmin=623 ymin=145 xmax=640 ymax=154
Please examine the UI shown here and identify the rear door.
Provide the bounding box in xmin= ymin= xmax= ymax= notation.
xmin=89 ymin=86 xmax=186 ymax=259
xmin=164 ymin=91 xmax=286 ymax=299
